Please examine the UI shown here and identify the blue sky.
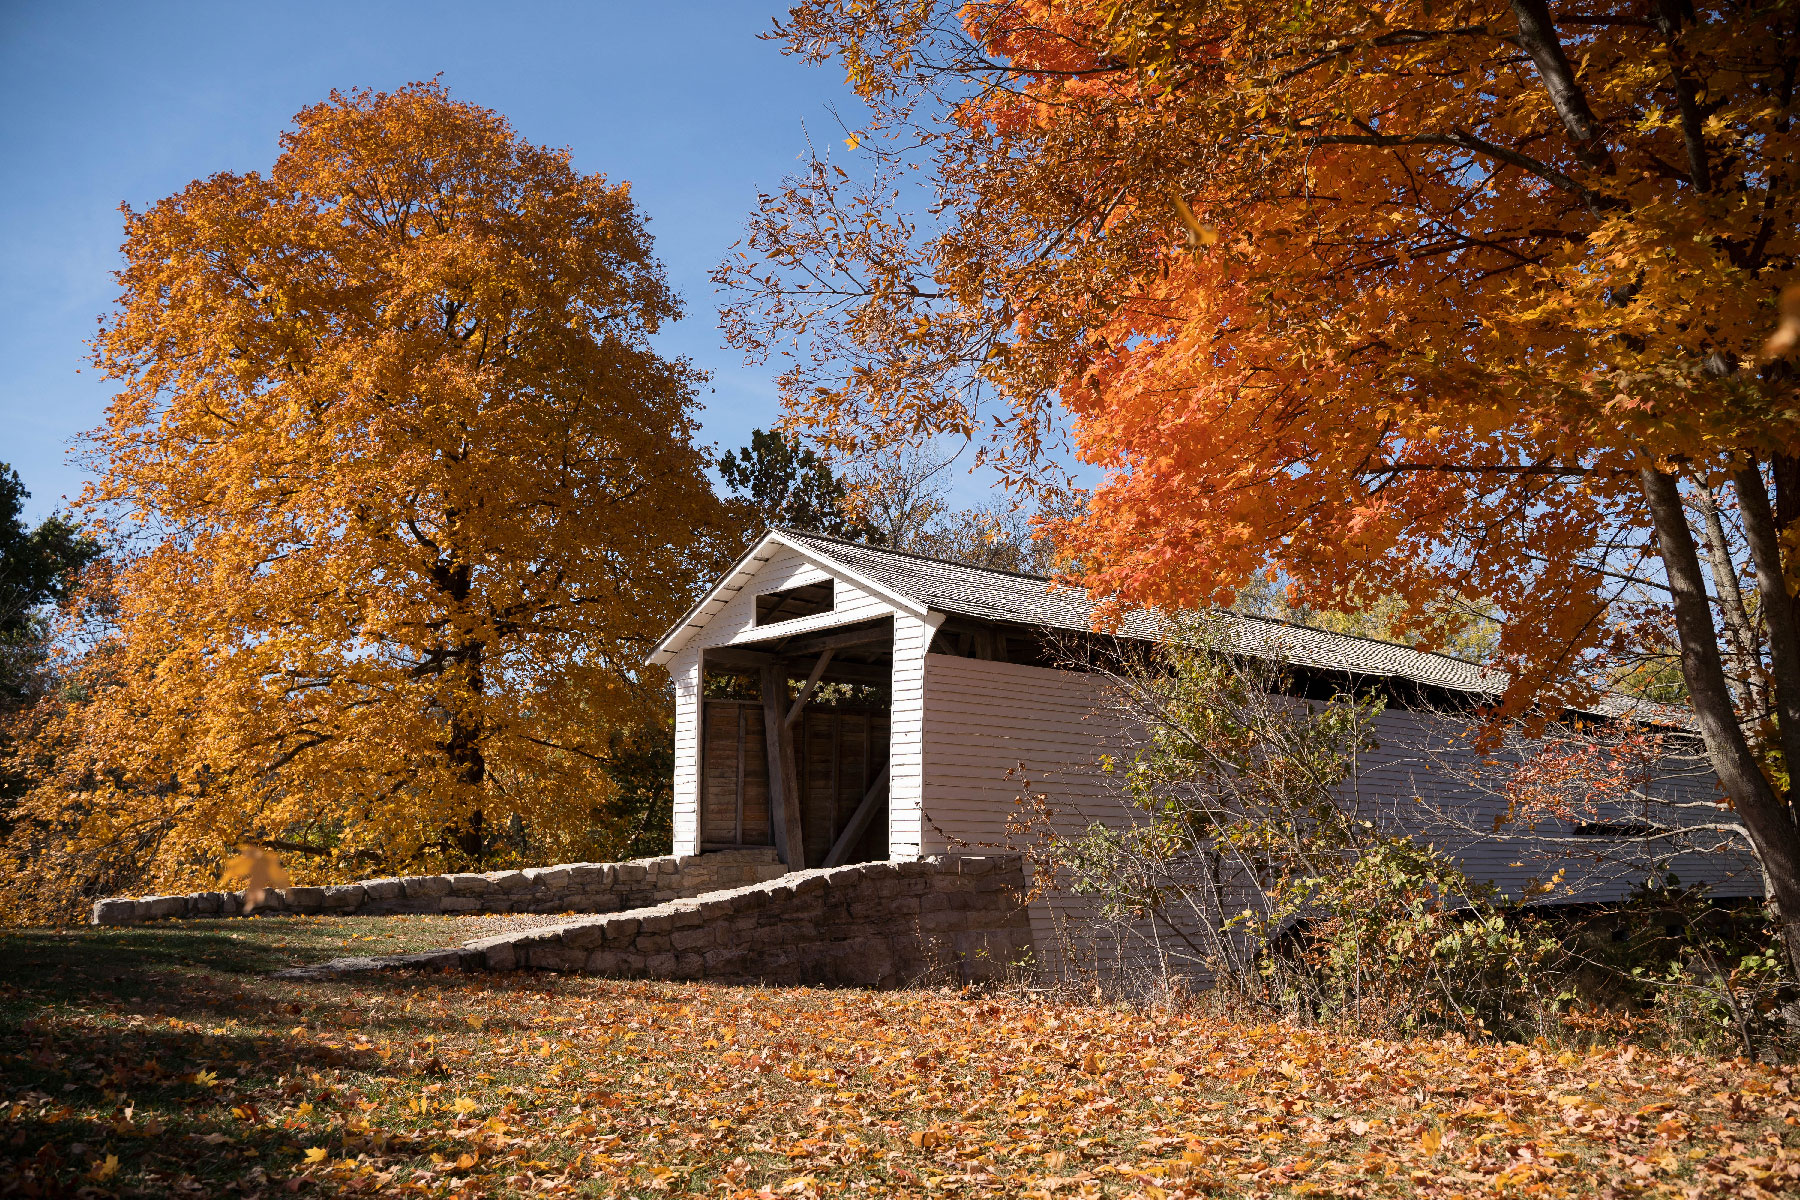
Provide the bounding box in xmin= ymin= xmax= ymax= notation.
xmin=0 ymin=1 xmax=930 ymax=524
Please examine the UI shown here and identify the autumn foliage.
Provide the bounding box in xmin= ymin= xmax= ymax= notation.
xmin=727 ymin=2 xmax=1800 ymax=966
xmin=1 ymin=83 xmax=730 ymax=919
xmin=745 ymin=1 xmax=1800 ymax=640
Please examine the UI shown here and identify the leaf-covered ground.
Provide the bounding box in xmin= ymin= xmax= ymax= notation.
xmin=1 ymin=917 xmax=1796 ymax=1198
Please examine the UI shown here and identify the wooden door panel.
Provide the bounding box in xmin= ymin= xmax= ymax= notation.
xmin=701 ymin=700 xmax=771 ymax=847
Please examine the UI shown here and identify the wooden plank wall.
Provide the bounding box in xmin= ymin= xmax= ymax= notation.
xmin=700 ymin=700 xmax=772 ymax=849
xmin=799 ymin=708 xmax=890 ymax=866
xmin=702 ymin=699 xmax=890 ymax=863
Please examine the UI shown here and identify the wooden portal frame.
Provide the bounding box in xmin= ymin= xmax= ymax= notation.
xmin=700 ymin=621 xmax=892 ymax=865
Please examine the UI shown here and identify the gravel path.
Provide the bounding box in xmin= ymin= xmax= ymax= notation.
xmin=450 ymin=912 xmax=592 ymax=939
xmin=271 ymin=912 xmax=591 ymax=979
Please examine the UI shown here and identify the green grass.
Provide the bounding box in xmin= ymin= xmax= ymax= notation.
xmin=0 ymin=913 xmax=480 ymax=1007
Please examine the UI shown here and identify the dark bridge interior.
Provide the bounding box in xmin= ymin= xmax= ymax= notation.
xmin=699 ymin=616 xmax=894 ymax=869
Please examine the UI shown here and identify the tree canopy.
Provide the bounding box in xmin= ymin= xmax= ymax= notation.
xmin=719 ymin=427 xmax=868 ymax=538
xmin=726 ymin=1 xmax=1800 ymax=965
xmin=2 ymin=83 xmax=731 ymax=918
xmin=0 ymin=465 xmax=99 ymax=812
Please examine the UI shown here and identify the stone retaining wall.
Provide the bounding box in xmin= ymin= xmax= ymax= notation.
xmin=90 ymin=848 xmax=787 ymax=926
xmin=287 ymin=855 xmax=1035 ymax=989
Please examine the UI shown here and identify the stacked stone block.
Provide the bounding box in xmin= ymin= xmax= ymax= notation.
xmin=443 ymin=855 xmax=1033 ymax=988
xmin=89 ymin=849 xmax=787 ymax=926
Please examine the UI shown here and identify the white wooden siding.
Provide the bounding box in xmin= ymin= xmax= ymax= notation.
xmin=670 ymin=648 xmax=703 ymax=855
xmin=887 ymin=613 xmax=944 ymax=859
xmin=920 ymin=656 xmax=1120 ymax=851
xmin=1347 ymin=709 xmax=1761 ymax=901
xmin=918 ymin=656 xmax=1755 ymax=899
xmin=916 ymin=655 xmax=1759 ymax=980
xmin=919 ymin=656 xmax=1130 ymax=970
xmin=682 ymin=546 xmax=898 ymax=655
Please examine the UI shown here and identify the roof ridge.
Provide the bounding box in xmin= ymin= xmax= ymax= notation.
xmin=1216 ymin=608 xmax=1500 ymax=676
xmin=677 ymin=528 xmax=1689 ymax=729
xmin=774 ymin=525 xmax=1057 ymax=584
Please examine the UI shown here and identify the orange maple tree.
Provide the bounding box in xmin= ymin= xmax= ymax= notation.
xmin=722 ymin=2 xmax=1800 ymax=964
xmin=2 ymin=82 xmax=730 ymax=916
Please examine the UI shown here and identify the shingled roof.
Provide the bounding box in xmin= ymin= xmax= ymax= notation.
xmin=777 ymin=527 xmax=1513 ymax=689
xmin=656 ymin=527 xmax=1687 ymax=726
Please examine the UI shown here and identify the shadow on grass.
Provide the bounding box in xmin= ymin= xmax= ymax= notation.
xmin=0 ymin=919 xmax=513 ymax=1195
xmin=3 ymin=923 xmax=323 ymax=996
xmin=0 ymin=915 xmax=482 ymax=1006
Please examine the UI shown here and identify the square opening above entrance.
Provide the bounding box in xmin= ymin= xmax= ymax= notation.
xmin=755 ymin=579 xmax=834 ymax=626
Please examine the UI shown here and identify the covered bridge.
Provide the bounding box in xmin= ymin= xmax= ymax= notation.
xmin=648 ymin=528 xmax=1760 ymax=909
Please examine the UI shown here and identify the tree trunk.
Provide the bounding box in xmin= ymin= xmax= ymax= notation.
xmin=1639 ymin=466 xmax=1800 ymax=975
xmin=1773 ymin=452 xmax=1800 ymax=662
xmin=1695 ymin=485 xmax=1760 ymax=712
xmin=447 ymin=709 xmax=488 ymax=861
xmin=1734 ymin=464 xmax=1800 ymax=806
xmin=445 ymin=634 xmax=488 ymax=862
xmin=1508 ymin=0 xmax=1613 ymax=171
xmin=427 ymin=534 xmax=489 ymax=864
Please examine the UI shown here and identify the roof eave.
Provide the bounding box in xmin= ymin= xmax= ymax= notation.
xmin=645 ymin=531 xmax=785 ymax=668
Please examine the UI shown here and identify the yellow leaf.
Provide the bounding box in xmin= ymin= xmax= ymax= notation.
xmin=1420 ymin=1128 xmax=1442 ymax=1154
xmin=92 ymin=1154 xmax=119 ymax=1181
xmin=453 ymin=1097 xmax=479 ymax=1115
xmin=304 ymin=1147 xmax=328 ymax=1165
xmin=191 ymin=1069 xmax=220 ymax=1088
xmin=1170 ymin=191 xmax=1219 ymax=246
xmin=455 ymin=1152 xmax=477 ymax=1171
xmin=845 ymin=133 xmax=861 ymax=150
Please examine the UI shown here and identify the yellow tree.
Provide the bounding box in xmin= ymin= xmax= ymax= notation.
xmin=3 ymin=82 xmax=730 ymax=916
